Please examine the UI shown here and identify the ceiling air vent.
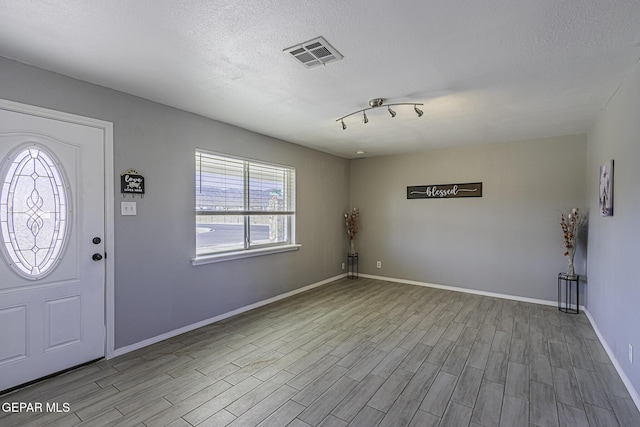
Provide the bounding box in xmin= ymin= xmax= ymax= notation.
xmin=284 ymin=36 xmax=343 ymax=69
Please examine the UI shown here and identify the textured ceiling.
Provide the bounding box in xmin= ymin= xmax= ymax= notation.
xmin=1 ymin=0 xmax=639 ymax=158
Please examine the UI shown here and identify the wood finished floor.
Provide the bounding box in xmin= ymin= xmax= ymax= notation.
xmin=2 ymin=278 xmax=639 ymax=427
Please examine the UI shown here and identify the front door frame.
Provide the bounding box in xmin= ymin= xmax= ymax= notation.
xmin=0 ymin=99 xmax=116 ymax=359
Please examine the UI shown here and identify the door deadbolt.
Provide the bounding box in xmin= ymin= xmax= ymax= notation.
xmin=92 ymin=237 xmax=101 ymax=244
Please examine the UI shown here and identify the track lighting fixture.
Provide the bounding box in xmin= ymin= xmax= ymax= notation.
xmin=336 ymin=98 xmax=423 ymax=129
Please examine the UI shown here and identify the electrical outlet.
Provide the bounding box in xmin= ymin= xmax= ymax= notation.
xmin=341 ymin=263 xmax=345 ymax=270
xmin=630 ymin=344 xmax=634 ymax=364
xmin=376 ymin=261 xmax=382 ymax=268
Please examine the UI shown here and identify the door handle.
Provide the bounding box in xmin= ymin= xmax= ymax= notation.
xmin=92 ymin=253 xmax=103 ymax=261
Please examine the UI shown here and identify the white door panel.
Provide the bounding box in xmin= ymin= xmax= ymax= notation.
xmin=0 ymin=106 xmax=105 ymax=391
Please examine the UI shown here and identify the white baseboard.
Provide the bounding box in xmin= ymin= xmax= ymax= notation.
xmin=359 ymin=273 xmax=565 ymax=308
xmin=583 ymin=309 xmax=640 ymax=411
xmin=109 ymin=273 xmax=347 ymax=358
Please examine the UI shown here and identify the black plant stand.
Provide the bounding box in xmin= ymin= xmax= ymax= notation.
xmin=558 ymin=273 xmax=580 ymax=314
xmin=347 ymin=253 xmax=358 ymax=279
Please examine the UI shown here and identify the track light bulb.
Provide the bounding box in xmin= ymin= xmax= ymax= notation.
xmin=414 ymin=105 xmax=424 ymax=117
xmin=363 ymin=111 xmax=368 ymax=124
xmin=388 ymin=106 xmax=396 ymax=118
xmin=341 ymin=120 xmax=347 ymax=130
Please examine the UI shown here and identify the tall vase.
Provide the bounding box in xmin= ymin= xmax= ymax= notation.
xmin=349 ymin=239 xmax=356 ymax=255
xmin=567 ymin=254 xmax=575 ymax=278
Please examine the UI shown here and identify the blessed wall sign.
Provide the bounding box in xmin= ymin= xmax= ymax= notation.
xmin=407 ymin=182 xmax=482 ymax=199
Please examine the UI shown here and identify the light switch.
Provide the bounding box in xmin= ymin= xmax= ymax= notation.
xmin=121 ymin=201 xmax=137 ymax=216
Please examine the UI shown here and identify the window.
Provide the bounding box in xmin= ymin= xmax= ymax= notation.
xmin=0 ymin=145 xmax=70 ymax=279
xmin=195 ymin=149 xmax=296 ymax=258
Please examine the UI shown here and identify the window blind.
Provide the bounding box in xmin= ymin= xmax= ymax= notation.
xmin=196 ymin=151 xmax=295 ymax=215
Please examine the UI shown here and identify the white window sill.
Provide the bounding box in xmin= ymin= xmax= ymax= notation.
xmin=191 ymin=244 xmax=302 ymax=266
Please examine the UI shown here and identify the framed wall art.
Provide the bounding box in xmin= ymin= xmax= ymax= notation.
xmin=407 ymin=182 xmax=482 ymax=200
xmin=599 ymin=159 xmax=613 ymax=216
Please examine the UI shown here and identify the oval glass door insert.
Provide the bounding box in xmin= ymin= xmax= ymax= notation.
xmin=0 ymin=145 xmax=70 ymax=279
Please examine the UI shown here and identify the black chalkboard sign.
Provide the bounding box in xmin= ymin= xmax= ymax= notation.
xmin=120 ymin=169 xmax=145 ymax=195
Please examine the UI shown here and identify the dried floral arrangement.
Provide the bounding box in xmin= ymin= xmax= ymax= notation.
xmin=560 ymin=207 xmax=586 ymax=276
xmin=344 ymin=208 xmax=360 ymax=241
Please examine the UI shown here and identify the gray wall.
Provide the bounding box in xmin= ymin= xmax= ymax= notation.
xmin=349 ymin=135 xmax=586 ymax=302
xmin=587 ymin=60 xmax=640 ymax=393
xmin=0 ymin=56 xmax=350 ymax=349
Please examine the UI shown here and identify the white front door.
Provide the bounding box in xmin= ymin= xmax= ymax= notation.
xmin=0 ymin=104 xmax=106 ymax=392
